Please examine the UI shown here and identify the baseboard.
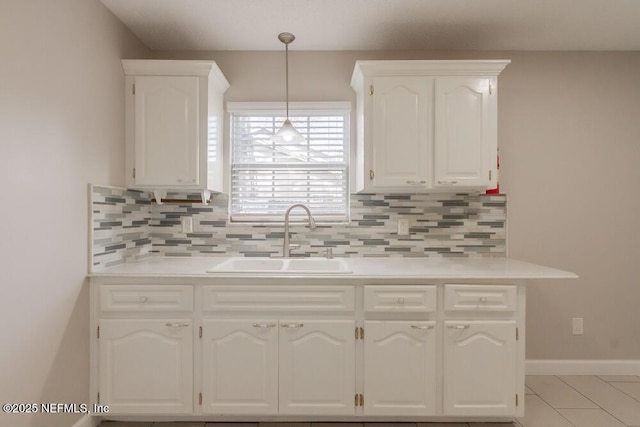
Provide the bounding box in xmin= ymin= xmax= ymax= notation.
xmin=526 ymin=359 xmax=640 ymax=375
xmin=71 ymin=414 xmax=101 ymax=427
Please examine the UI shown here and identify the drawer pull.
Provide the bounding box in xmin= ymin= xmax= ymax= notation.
xmin=281 ymin=323 xmax=304 ymax=329
xmin=410 ymin=325 xmax=434 ymax=330
xmin=447 ymin=324 xmax=470 ymax=330
xmin=479 ymin=297 xmax=488 ymax=303
xmin=253 ymin=323 xmax=276 ymax=329
xmin=165 ymin=322 xmax=190 ymax=328
xmin=438 ymin=180 xmax=459 ymax=185
xmin=398 ymin=297 xmax=405 ymax=304
xmin=139 ymin=296 xmax=148 ymax=303
xmin=406 ymin=180 xmax=427 ymax=185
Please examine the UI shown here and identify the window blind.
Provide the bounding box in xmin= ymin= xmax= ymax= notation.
xmin=230 ymin=108 xmax=349 ymax=223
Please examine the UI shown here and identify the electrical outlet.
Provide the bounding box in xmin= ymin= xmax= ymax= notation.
xmin=397 ymin=218 xmax=409 ymax=236
xmin=181 ymin=217 xmax=193 ymax=234
xmin=572 ymin=317 xmax=584 ymax=335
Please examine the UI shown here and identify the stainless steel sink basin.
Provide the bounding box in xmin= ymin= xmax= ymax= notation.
xmin=208 ymin=257 xmax=352 ymax=274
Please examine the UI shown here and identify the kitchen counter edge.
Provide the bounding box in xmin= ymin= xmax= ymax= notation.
xmin=88 ymin=256 xmax=578 ymax=281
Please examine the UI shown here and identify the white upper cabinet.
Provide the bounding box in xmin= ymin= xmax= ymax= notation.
xmin=132 ymin=76 xmax=199 ymax=187
xmin=369 ymin=76 xmax=433 ymax=189
xmin=434 ymin=77 xmax=496 ymax=188
xmin=122 ymin=60 xmax=229 ymax=193
xmin=351 ymin=60 xmax=509 ymax=193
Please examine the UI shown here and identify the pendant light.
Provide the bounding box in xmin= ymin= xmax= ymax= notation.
xmin=272 ymin=32 xmax=305 ymax=144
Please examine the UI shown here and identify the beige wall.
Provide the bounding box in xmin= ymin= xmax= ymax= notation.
xmin=0 ymin=1 xmax=149 ymax=426
xmin=0 ymin=6 xmax=638 ymax=425
xmin=157 ymin=49 xmax=640 ymax=360
xmin=500 ymin=52 xmax=640 ymax=359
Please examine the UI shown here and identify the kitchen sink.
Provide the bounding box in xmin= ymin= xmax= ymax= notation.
xmin=286 ymin=258 xmax=351 ymax=273
xmin=208 ymin=257 xmax=352 ymax=274
xmin=210 ymin=257 xmax=285 ymax=272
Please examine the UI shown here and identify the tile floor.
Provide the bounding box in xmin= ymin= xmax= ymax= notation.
xmin=98 ymin=375 xmax=640 ymax=427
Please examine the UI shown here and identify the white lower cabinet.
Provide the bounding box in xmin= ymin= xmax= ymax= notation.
xmin=91 ymin=281 xmax=523 ymax=420
xmin=363 ymin=321 xmax=436 ymax=415
xmin=279 ymin=320 xmax=356 ymax=414
xmin=201 ymin=318 xmax=355 ymax=415
xmin=98 ymin=319 xmax=193 ymax=414
xmin=442 ymin=283 xmax=520 ymax=416
xmin=201 ymin=319 xmax=278 ymax=414
xmin=443 ymin=320 xmax=517 ymax=415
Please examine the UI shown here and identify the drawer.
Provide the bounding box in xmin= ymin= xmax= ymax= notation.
xmin=364 ymin=285 xmax=437 ymax=313
xmin=202 ymin=286 xmax=355 ymax=312
xmin=99 ymin=285 xmax=194 ymax=312
xmin=444 ymin=284 xmax=516 ymax=312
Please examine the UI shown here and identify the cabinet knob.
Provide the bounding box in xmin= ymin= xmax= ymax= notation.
xmin=397 ymin=297 xmax=405 ymax=304
xmin=479 ymin=297 xmax=488 ymax=303
xmin=139 ymin=296 xmax=148 ymax=303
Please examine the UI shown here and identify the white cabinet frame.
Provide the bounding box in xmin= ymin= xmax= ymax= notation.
xmin=351 ymin=60 xmax=509 ymax=193
xmin=122 ymin=60 xmax=229 ymax=193
xmin=90 ymin=278 xmax=526 ymax=422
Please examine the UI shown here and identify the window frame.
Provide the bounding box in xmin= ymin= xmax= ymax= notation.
xmin=227 ymin=101 xmax=351 ymax=224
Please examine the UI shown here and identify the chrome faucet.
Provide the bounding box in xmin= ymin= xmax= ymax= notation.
xmin=283 ymin=204 xmax=316 ymax=258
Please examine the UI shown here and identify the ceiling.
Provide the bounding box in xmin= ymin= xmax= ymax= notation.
xmin=101 ymin=0 xmax=640 ymax=51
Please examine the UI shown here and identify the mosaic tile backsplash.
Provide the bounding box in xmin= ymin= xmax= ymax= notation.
xmin=90 ymin=185 xmax=506 ymax=270
xmin=91 ymin=185 xmax=153 ymax=269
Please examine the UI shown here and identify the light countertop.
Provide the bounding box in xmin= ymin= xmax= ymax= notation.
xmin=89 ymin=256 xmax=577 ymax=281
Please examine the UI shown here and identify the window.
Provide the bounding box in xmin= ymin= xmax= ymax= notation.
xmin=228 ymin=102 xmax=350 ymax=223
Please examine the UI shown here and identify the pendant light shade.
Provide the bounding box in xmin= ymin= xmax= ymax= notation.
xmin=272 ymin=118 xmax=304 ymax=143
xmin=272 ymin=32 xmax=305 ymax=144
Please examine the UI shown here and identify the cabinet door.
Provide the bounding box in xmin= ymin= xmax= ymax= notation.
xmin=443 ymin=320 xmax=516 ymax=416
xmin=201 ymin=319 xmax=278 ymax=414
xmin=98 ymin=319 xmax=193 ymax=414
xmin=363 ymin=321 xmax=436 ymax=415
xmin=434 ymin=77 xmax=496 ymax=188
xmin=134 ymin=75 xmax=199 ymax=187
xmin=370 ymin=76 xmax=432 ymax=189
xmin=279 ymin=320 xmax=355 ymax=414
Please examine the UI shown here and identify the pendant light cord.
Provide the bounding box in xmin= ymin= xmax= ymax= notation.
xmin=278 ymin=32 xmax=296 ymax=121
xmin=285 ymin=41 xmax=289 ymax=119
xmin=272 ymin=32 xmax=304 ymax=144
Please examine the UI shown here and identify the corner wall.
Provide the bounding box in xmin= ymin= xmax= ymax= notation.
xmin=0 ymin=1 xmax=150 ymax=426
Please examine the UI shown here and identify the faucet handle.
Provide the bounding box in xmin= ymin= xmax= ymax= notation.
xmin=324 ymin=247 xmax=333 ymax=259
